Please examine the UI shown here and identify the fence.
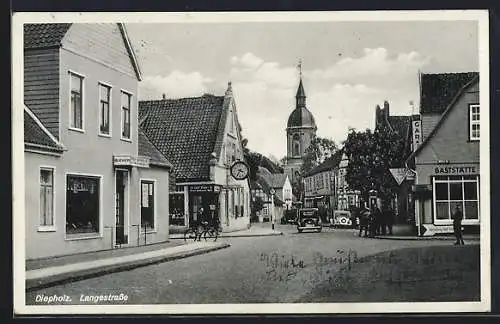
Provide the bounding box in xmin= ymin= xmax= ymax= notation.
xmin=104 ymin=224 xmax=154 ymax=249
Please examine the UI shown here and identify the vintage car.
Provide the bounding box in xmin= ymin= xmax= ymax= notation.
xmin=332 ymin=210 xmax=353 ymax=228
xmin=297 ymin=208 xmax=322 ymax=233
xmin=281 ymin=209 xmax=298 ymax=225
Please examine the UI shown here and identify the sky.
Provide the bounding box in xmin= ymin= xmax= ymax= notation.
xmin=126 ymin=20 xmax=479 ymax=160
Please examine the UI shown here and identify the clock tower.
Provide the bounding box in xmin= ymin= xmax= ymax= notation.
xmin=283 ymin=61 xmax=317 ymax=183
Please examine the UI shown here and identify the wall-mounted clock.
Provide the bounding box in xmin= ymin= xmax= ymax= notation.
xmin=230 ymin=161 xmax=249 ymax=180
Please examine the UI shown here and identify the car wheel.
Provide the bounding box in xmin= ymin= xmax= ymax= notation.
xmin=298 ymin=229 xmax=302 ymax=233
xmin=318 ymin=228 xmax=322 ymax=233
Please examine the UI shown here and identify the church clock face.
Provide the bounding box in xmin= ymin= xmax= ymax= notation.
xmin=230 ymin=161 xmax=249 ymax=180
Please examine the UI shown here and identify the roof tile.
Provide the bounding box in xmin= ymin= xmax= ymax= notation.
xmin=24 ymin=23 xmax=72 ymax=49
xmin=139 ymin=95 xmax=225 ymax=182
xmin=420 ymin=72 xmax=479 ymax=114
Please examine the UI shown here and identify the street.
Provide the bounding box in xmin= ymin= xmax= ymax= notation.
xmin=26 ymin=224 xmax=479 ymax=305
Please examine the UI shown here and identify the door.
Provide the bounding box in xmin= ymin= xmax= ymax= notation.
xmin=115 ymin=170 xmax=127 ymax=245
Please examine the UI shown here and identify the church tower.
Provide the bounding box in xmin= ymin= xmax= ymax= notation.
xmin=283 ymin=61 xmax=317 ymax=183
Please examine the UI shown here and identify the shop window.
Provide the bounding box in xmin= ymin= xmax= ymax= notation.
xmin=66 ymin=175 xmax=100 ymax=235
xmin=141 ymin=180 xmax=155 ymax=230
xmin=433 ymin=175 xmax=479 ymax=223
xmin=40 ymin=168 xmax=54 ymax=227
xmin=469 ymin=104 xmax=480 ymax=141
xmin=69 ymin=72 xmax=84 ymax=131
xmin=99 ymin=83 xmax=111 ymax=135
xmin=169 ymin=193 xmax=185 ymax=226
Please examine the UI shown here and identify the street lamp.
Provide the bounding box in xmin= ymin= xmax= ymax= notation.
xmin=270 ymin=188 xmax=276 ymax=230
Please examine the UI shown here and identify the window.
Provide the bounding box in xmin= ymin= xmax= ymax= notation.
xmin=469 ymin=104 xmax=480 ymax=140
xmin=141 ymin=180 xmax=155 ymax=230
xmin=231 ymin=143 xmax=236 ymax=162
xmin=121 ymin=91 xmax=131 ymax=140
xmin=99 ymin=83 xmax=111 ymax=135
xmin=433 ymin=175 xmax=479 ymax=223
xmin=69 ymin=72 xmax=84 ymax=130
xmin=66 ymin=175 xmax=100 ymax=235
xmin=292 ymin=134 xmax=301 ymax=157
xmin=40 ymin=168 xmax=54 ymax=227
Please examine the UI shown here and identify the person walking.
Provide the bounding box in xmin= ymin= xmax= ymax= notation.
xmin=452 ymin=204 xmax=465 ymax=245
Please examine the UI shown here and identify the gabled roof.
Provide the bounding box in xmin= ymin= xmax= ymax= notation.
xmin=138 ymin=129 xmax=173 ymax=169
xmin=420 ymin=72 xmax=479 ymax=114
xmin=139 ymin=95 xmax=226 ymax=182
xmin=267 ymin=173 xmax=288 ymax=189
xmin=407 ymin=74 xmax=479 ymax=163
xmin=23 ymin=23 xmax=142 ymax=81
xmin=24 ymin=105 xmax=65 ymax=152
xmin=303 ymin=149 xmax=343 ymax=177
xmin=387 ymin=115 xmax=411 ymax=138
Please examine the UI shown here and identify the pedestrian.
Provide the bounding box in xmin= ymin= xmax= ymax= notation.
xmin=386 ymin=208 xmax=394 ymax=235
xmin=368 ymin=206 xmax=377 ymax=237
xmin=452 ymin=204 xmax=465 ymax=245
xmin=358 ymin=207 xmax=370 ymax=237
xmin=374 ymin=206 xmax=383 ymax=235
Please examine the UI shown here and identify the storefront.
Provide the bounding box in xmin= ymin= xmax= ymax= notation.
xmin=188 ymin=184 xmax=221 ymax=225
xmin=409 ymin=72 xmax=480 ymax=236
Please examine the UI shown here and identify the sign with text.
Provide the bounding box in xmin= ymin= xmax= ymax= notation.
xmin=412 ymin=120 xmax=422 ymax=151
xmin=113 ymin=155 xmax=150 ymax=168
xmin=433 ymin=165 xmax=479 ymax=175
xmin=421 ymin=224 xmax=454 ymax=236
xmin=189 ymin=185 xmax=216 ymax=193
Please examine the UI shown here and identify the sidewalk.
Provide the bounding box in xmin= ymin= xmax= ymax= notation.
xmin=25 ymin=240 xmax=230 ymax=291
xmin=169 ymin=223 xmax=283 ymax=239
xmin=373 ymin=234 xmax=480 ymax=241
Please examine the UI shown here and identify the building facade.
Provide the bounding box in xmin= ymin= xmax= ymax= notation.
xmin=408 ymin=72 xmax=480 ymax=236
xmin=139 ymin=83 xmax=251 ymax=232
xmin=283 ymin=76 xmax=317 ymax=184
xmin=24 ymin=23 xmax=172 ymax=260
xmin=334 ymin=152 xmax=361 ymax=211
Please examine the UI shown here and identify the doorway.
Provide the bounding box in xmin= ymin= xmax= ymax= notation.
xmin=115 ymin=169 xmax=128 ymax=245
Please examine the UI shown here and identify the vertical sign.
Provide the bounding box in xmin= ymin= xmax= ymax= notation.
xmin=412 ymin=120 xmax=422 ymax=151
xmin=142 ymin=183 xmax=149 ymax=208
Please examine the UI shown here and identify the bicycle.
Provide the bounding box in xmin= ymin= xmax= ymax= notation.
xmin=203 ymin=222 xmax=222 ymax=242
xmin=183 ymin=222 xmax=204 ymax=242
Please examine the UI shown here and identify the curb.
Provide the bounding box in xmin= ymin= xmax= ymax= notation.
xmin=169 ymin=232 xmax=283 ymax=240
xmin=26 ymin=243 xmax=231 ymax=291
xmin=373 ymin=235 xmax=480 ymax=241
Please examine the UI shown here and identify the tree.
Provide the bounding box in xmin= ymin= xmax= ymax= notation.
xmin=300 ymin=136 xmax=338 ymax=175
xmin=250 ymin=196 xmax=265 ymax=219
xmin=343 ymin=124 xmax=407 ymax=204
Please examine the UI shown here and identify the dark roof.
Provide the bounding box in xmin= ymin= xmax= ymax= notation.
xmin=24 ymin=23 xmax=72 ymax=49
xmin=24 ymin=106 xmax=65 ymax=152
xmin=420 ymin=72 xmax=479 ymax=114
xmin=287 ymin=107 xmax=316 ymax=128
xmin=296 ymin=78 xmax=306 ymax=98
xmin=138 ymin=95 xmax=225 ymax=182
xmin=303 ymin=150 xmax=343 ymax=177
xmin=407 ymin=75 xmax=479 ymax=163
xmin=387 ymin=115 xmax=411 ymax=137
xmin=138 ymin=130 xmax=172 ymax=169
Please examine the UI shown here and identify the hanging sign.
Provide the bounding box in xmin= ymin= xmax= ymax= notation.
xmin=389 ymin=168 xmax=407 ymax=185
xmin=412 ymin=120 xmax=422 ymax=151
xmin=142 ymin=184 xmax=149 ymax=207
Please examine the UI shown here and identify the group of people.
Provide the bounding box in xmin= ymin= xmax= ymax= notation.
xmin=358 ymin=205 xmax=395 ymax=238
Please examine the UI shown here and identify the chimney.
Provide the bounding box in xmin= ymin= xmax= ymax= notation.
xmin=162 ymin=93 xmax=166 ymax=100
xmin=383 ymin=100 xmax=390 ymax=118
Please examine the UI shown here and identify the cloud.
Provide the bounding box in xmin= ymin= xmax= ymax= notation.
xmin=139 ymin=71 xmax=214 ymax=100
xmin=228 ymin=50 xmax=429 ymax=158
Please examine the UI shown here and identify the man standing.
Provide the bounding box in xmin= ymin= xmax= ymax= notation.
xmin=452 ymin=204 xmax=465 ymax=245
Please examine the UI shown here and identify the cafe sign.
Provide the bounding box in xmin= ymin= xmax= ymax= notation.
xmin=433 ymin=165 xmax=479 ymax=175
xmin=113 ymin=155 xmax=150 ymax=168
xmin=412 ymin=120 xmax=422 ymax=151
xmin=189 ymin=184 xmax=220 ymax=193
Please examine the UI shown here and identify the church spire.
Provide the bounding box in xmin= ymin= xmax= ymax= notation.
xmin=295 ymin=59 xmax=306 ymax=107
